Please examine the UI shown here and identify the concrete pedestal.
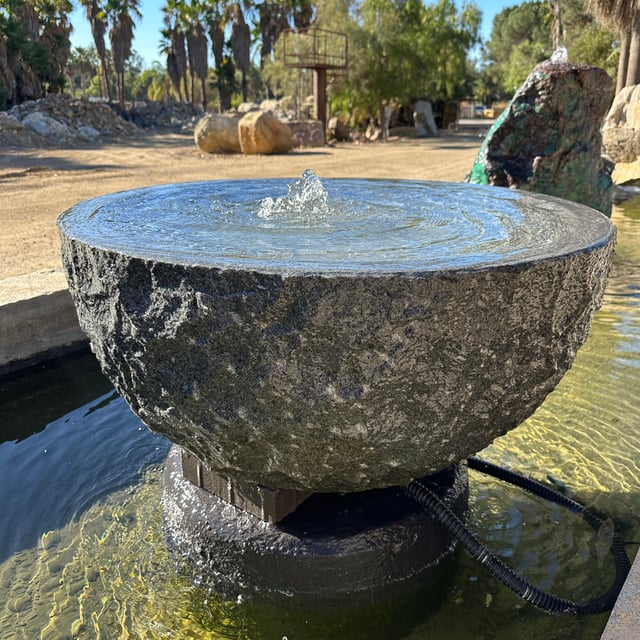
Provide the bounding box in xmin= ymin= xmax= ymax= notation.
xmin=162 ymin=445 xmax=468 ymax=599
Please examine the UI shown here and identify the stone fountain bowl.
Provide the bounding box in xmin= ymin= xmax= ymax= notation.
xmin=57 ymin=178 xmax=615 ymax=492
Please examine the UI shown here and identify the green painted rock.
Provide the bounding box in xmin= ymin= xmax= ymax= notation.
xmin=465 ymin=61 xmax=613 ymax=216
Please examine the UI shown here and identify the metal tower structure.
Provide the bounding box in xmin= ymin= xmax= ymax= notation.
xmin=283 ymin=28 xmax=348 ymax=139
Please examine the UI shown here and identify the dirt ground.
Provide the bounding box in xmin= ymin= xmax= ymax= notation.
xmin=0 ymin=131 xmax=483 ymax=280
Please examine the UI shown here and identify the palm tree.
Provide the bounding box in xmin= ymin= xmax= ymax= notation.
xmin=82 ymin=0 xmax=112 ymax=100
xmin=586 ymin=0 xmax=640 ymax=92
xmin=258 ymin=2 xmax=290 ymax=64
xmin=108 ymin=0 xmax=141 ymax=109
xmin=161 ymin=1 xmax=189 ymax=102
xmin=39 ymin=0 xmax=74 ymax=93
xmin=160 ymin=27 xmax=183 ymax=100
xmin=180 ymin=0 xmax=210 ymax=107
xmin=230 ymin=3 xmax=250 ymax=101
xmin=0 ymin=0 xmax=73 ymax=106
xmin=187 ymin=21 xmax=209 ymax=107
xmin=291 ymin=0 xmax=314 ymax=29
xmin=203 ymin=1 xmax=233 ymax=109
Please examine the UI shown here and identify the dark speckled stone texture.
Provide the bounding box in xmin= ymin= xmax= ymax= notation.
xmin=59 ymin=202 xmax=614 ymax=491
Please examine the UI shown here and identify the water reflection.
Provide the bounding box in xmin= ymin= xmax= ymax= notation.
xmin=0 ymin=202 xmax=638 ymax=639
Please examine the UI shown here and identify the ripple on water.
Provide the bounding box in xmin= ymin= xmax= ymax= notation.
xmin=57 ymin=176 xmax=614 ymax=274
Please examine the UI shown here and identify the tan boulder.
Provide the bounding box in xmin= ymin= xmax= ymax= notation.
xmin=238 ymin=111 xmax=293 ymax=155
xmin=602 ymin=85 xmax=640 ymax=184
xmin=194 ymin=113 xmax=241 ymax=154
xmin=602 ymin=85 xmax=640 ymax=165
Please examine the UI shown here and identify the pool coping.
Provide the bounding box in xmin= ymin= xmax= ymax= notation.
xmin=0 ymin=270 xmax=87 ymax=375
xmin=0 ymin=270 xmax=637 ymax=636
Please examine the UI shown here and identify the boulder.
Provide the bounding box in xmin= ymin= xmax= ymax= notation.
xmin=193 ymin=113 xmax=241 ymax=154
xmin=465 ymin=60 xmax=614 ymax=216
xmin=327 ymin=116 xmax=352 ymax=142
xmin=237 ymin=101 xmax=259 ymax=114
xmin=287 ymin=119 xmax=325 ymax=147
xmin=238 ymin=111 xmax=293 ymax=155
xmin=259 ymin=99 xmax=279 ymax=113
xmin=413 ymin=100 xmax=437 ymax=136
xmin=602 ymin=84 xmax=640 ymax=184
xmin=22 ymin=112 xmax=71 ymax=137
xmin=0 ymin=112 xmax=24 ymax=131
xmin=76 ymin=125 xmax=100 ymax=141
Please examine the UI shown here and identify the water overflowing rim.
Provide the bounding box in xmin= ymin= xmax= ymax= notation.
xmin=57 ymin=179 xmax=616 ymax=277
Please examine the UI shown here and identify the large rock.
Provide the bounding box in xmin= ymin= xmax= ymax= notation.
xmin=465 ymin=60 xmax=614 ymax=216
xmin=413 ymin=100 xmax=437 ymax=136
xmin=58 ymin=180 xmax=615 ymax=493
xmin=0 ymin=112 xmax=24 ymax=131
xmin=327 ymin=116 xmax=352 ymax=142
xmin=238 ymin=110 xmax=293 ymax=155
xmin=22 ymin=111 xmax=71 ymax=137
xmin=602 ymin=84 xmax=640 ymax=184
xmin=193 ymin=113 xmax=241 ymax=153
xmin=287 ymin=119 xmax=324 ymax=147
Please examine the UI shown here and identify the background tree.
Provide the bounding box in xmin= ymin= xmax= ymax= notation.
xmin=65 ymin=45 xmax=98 ymax=95
xmin=587 ymin=0 xmax=640 ymax=92
xmin=37 ymin=0 xmax=73 ymax=93
xmin=203 ymin=1 xmax=229 ymax=106
xmin=0 ymin=0 xmax=73 ymax=107
xmin=182 ymin=0 xmax=209 ymax=107
xmin=161 ymin=0 xmax=189 ymax=100
xmin=345 ymin=0 xmax=479 ymax=135
xmin=230 ymin=2 xmax=250 ymax=101
xmin=160 ymin=29 xmax=183 ymax=99
xmin=483 ymin=0 xmax=616 ymax=99
xmin=137 ymin=60 xmax=172 ymax=100
xmin=108 ymin=0 xmax=141 ymax=108
xmin=82 ymin=0 xmax=112 ymax=99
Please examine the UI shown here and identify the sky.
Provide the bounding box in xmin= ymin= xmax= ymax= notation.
xmin=69 ymin=0 xmax=514 ymax=68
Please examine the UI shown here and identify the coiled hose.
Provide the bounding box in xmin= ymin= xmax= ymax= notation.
xmin=404 ymin=456 xmax=631 ymax=615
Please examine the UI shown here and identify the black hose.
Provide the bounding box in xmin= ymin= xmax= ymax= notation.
xmin=404 ymin=457 xmax=631 ymax=615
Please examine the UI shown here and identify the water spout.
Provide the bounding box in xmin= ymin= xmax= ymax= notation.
xmin=258 ymin=169 xmax=331 ymax=219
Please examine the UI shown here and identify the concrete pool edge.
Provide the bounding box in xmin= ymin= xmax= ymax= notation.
xmin=0 ymin=271 xmax=637 ymax=636
xmin=0 ymin=270 xmax=87 ymax=375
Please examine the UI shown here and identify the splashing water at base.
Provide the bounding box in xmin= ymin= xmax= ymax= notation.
xmin=258 ymin=170 xmax=331 ymax=220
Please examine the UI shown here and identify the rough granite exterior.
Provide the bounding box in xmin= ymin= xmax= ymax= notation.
xmin=60 ymin=227 xmax=615 ymax=492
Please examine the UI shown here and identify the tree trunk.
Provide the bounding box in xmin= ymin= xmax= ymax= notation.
xmin=118 ymin=72 xmax=125 ymax=110
xmin=378 ymin=98 xmax=386 ymax=142
xmin=626 ymin=16 xmax=640 ymax=87
xmin=617 ymin=28 xmax=630 ymax=94
xmin=201 ymin=77 xmax=207 ymax=111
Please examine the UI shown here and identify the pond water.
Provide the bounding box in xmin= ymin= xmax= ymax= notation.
xmin=1 ymin=201 xmax=638 ymax=640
